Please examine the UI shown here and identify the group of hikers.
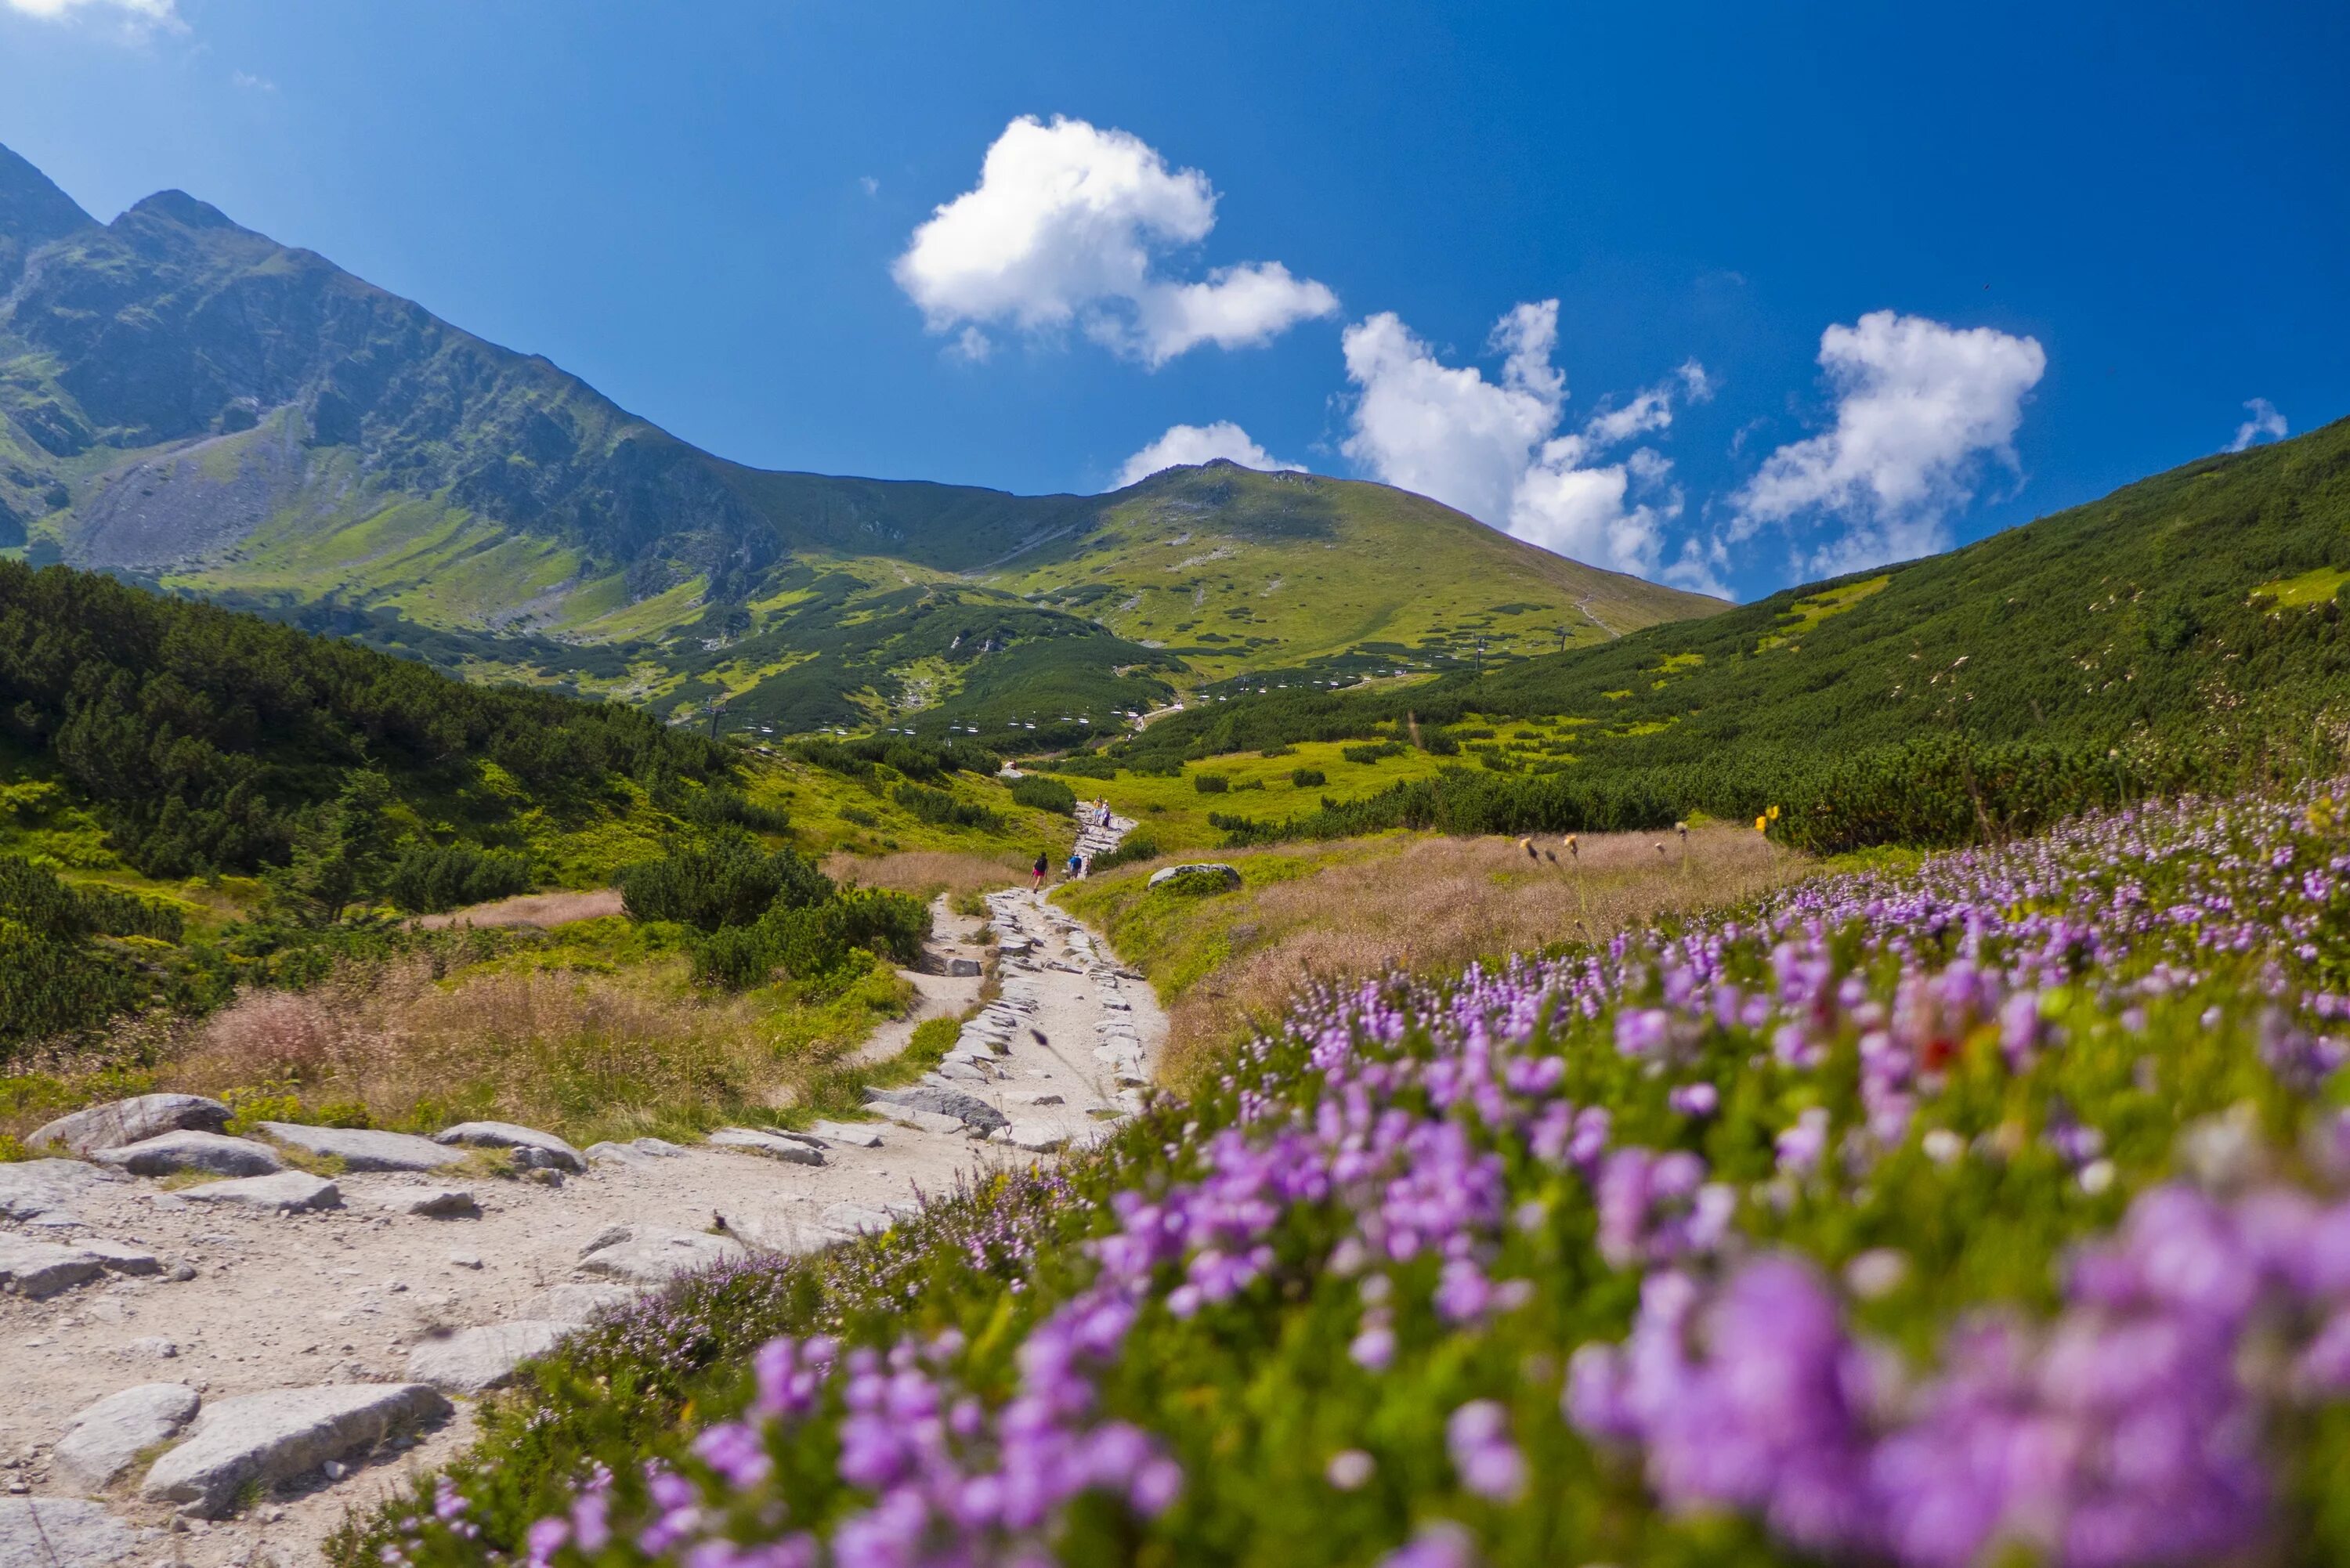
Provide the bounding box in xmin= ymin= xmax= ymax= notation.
xmin=1030 ymin=797 xmax=1116 ymax=889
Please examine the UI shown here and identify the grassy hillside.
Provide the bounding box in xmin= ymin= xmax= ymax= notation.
xmin=0 ymin=141 xmax=1715 ymax=744
xmin=1097 ymin=414 xmax=2350 ymax=850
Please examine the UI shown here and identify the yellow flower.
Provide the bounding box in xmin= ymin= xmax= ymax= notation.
xmin=1755 ymin=815 xmax=1768 ymax=833
xmin=1767 ymin=804 xmax=1781 ymax=822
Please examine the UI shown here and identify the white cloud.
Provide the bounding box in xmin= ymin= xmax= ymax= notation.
xmin=1731 ymin=309 xmax=2045 ymax=575
xmin=1339 ymin=300 xmax=1712 ymax=586
xmin=2229 ymin=397 xmax=2287 ymax=453
xmin=859 ymin=175 xmax=880 ymax=197
xmin=893 ymin=115 xmax=1336 ymax=367
xmin=231 ymin=69 xmax=275 ymax=92
xmin=1111 ymin=421 xmax=1300 ymax=490
xmin=4 ymin=0 xmax=178 ymax=29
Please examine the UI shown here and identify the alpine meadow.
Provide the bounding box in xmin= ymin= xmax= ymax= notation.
xmin=2 ymin=13 xmax=2348 ymax=1568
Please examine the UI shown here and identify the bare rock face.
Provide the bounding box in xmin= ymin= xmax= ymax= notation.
xmin=257 ymin=1122 xmax=472 ymax=1172
xmin=27 ymin=1094 xmax=231 ymax=1157
xmin=0 ymin=1158 xmax=125 ymax=1221
xmin=405 ymin=1321 xmax=569 ymax=1393
xmin=0 ymin=1237 xmax=106 ymax=1298
xmin=431 ymin=1121 xmax=585 ymax=1173
xmin=176 ymin=1171 xmax=341 ymax=1212
xmin=53 ymin=1382 xmax=201 ymax=1491
xmin=92 ymin=1130 xmax=283 ymax=1179
xmin=0 ymin=1497 xmax=159 ymax=1566
xmin=576 ymin=1223 xmax=747 ymax=1284
xmin=139 ymin=1382 xmax=451 ymax=1518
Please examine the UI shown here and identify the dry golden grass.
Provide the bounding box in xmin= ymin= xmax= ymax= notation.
xmin=824 ymin=850 xmax=1027 ymax=904
xmin=410 ymin=888 xmax=625 ymax=930
xmin=1065 ymin=826 xmax=1805 ymax=1088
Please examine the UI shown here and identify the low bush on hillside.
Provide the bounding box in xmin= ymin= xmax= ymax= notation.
xmin=1290 ymin=767 xmax=1327 ymax=787
xmin=1008 ymin=775 xmax=1078 ymax=815
xmin=382 ymin=844 xmax=535 ymax=913
xmin=355 ymin=783 xmax=2350 ymax=1568
xmin=1192 ymin=773 xmax=1229 ymax=793
xmin=1087 ymin=833 xmax=1162 ymax=874
xmin=619 ymin=833 xmax=928 ymax=993
xmin=0 ymin=855 xmax=208 ymax=1053
xmin=616 ymin=832 xmax=831 ymax=932
xmin=891 ymin=782 xmax=1007 ymax=833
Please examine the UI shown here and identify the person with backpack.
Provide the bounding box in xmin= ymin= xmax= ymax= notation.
xmin=1032 ymin=851 xmax=1049 ymax=891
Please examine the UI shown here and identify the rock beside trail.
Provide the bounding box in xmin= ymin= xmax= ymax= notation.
xmin=0 ymin=1237 xmax=106 ymax=1298
xmin=533 ymin=1282 xmax=639 ymax=1323
xmin=258 ymin=1122 xmax=471 ymax=1172
xmin=52 ymin=1382 xmax=201 ymax=1491
xmin=873 ymin=1104 xmax=970 ymax=1136
xmin=1146 ymin=862 xmax=1242 ymax=890
xmin=864 ymin=1084 xmax=1010 ymax=1133
xmin=713 ymin=1205 xmax=840 ymax=1254
xmin=947 ymin=957 xmax=983 ymax=977
xmin=178 ymin=1171 xmax=341 ymax=1212
xmin=405 ymin=1321 xmax=569 ymax=1393
xmin=27 ymin=1094 xmax=231 ymax=1157
xmin=577 ymin=1223 xmax=747 ymax=1283
xmin=432 ymin=1121 xmax=586 ymax=1172
xmin=93 ymin=1130 xmax=284 ymax=1179
xmin=0 ymin=1158 xmax=124 ymax=1220
xmin=370 ymin=1186 xmax=478 ymax=1218
xmin=809 ymin=1119 xmax=885 ymax=1147
xmin=1003 ymin=1122 xmax=1068 ymax=1153
xmin=0 ymin=1497 xmax=158 ymax=1566
xmin=77 ymin=1238 xmax=161 ymax=1275
xmin=139 ymin=1382 xmax=450 ymax=1518
xmin=707 ymin=1126 xmax=827 ymax=1165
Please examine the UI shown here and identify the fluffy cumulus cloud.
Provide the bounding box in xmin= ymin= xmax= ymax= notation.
xmin=1110 ymin=421 xmax=1301 ymax=490
xmin=1731 ymin=310 xmax=2045 ymax=576
xmin=894 ymin=115 xmax=1337 ymax=367
xmin=1340 ymin=302 xmax=1720 ymax=591
xmin=2230 ymin=397 xmax=2288 ymax=453
xmin=3 ymin=0 xmax=177 ymax=27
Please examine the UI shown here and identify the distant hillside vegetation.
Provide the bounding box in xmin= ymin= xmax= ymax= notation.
xmin=0 ymin=142 xmax=1716 ymax=743
xmin=1115 ymin=415 xmax=2350 ymax=851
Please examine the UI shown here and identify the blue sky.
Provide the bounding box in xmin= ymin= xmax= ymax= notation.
xmin=2 ymin=0 xmax=2343 ymax=600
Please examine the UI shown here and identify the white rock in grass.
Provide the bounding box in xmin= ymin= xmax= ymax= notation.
xmin=430 ymin=1122 xmax=585 ymax=1173
xmin=139 ymin=1382 xmax=450 ymax=1517
xmin=707 ymin=1127 xmax=826 ymax=1166
xmin=405 ymin=1321 xmax=569 ymax=1394
xmin=576 ymin=1224 xmax=747 ymax=1284
xmin=93 ymin=1132 xmax=282 ymax=1180
xmin=0 ymin=1497 xmax=158 ymax=1566
xmin=53 ymin=1382 xmax=201 ymax=1492
xmin=178 ymin=1172 xmax=341 ymax=1212
xmin=27 ymin=1095 xmax=231 ymax=1157
xmin=256 ymin=1123 xmax=470 ymax=1172
xmin=0 ymin=1237 xmax=104 ymax=1298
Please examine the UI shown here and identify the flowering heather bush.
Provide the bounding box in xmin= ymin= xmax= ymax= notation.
xmin=370 ymin=787 xmax=2350 ymax=1568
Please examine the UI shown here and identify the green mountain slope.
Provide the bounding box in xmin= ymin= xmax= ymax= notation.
xmin=1116 ymin=414 xmax=2350 ymax=847
xmin=0 ymin=143 xmax=1718 ymax=741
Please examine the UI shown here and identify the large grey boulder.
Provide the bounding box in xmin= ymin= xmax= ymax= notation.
xmin=53 ymin=1383 xmax=202 ymax=1492
xmin=140 ymin=1382 xmax=450 ymax=1517
xmin=863 ymin=1084 xmax=1008 ymax=1133
xmin=0 ymin=1497 xmax=158 ymax=1566
xmin=707 ymin=1126 xmax=826 ymax=1165
xmin=257 ymin=1122 xmax=470 ymax=1172
xmin=0 ymin=1237 xmax=105 ymax=1298
xmin=405 ymin=1321 xmax=569 ymax=1393
xmin=0 ymin=1158 xmax=124 ymax=1221
xmin=533 ymin=1282 xmax=639 ymax=1323
xmin=93 ymin=1131 xmax=283 ymax=1179
xmin=178 ymin=1171 xmax=341 ymax=1212
xmin=1147 ymin=862 xmax=1242 ymax=891
xmin=576 ymin=1223 xmax=746 ymax=1284
xmin=432 ymin=1121 xmax=585 ymax=1172
xmin=27 ymin=1095 xmax=231 ymax=1157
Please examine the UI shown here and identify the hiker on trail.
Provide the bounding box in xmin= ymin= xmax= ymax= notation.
xmin=1032 ymin=851 xmax=1049 ymax=890
xmin=1065 ymin=850 xmax=1083 ymax=880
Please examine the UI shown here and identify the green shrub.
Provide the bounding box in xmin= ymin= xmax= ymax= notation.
xmin=1422 ymin=732 xmax=1460 ymax=756
xmin=1340 ymin=742 xmax=1407 ymax=765
xmin=618 ymin=833 xmax=830 ymax=932
xmin=1192 ymin=773 xmax=1230 ymax=794
xmin=1089 ymin=834 xmax=1160 ymax=873
xmin=690 ymin=886 xmax=930 ymax=990
xmin=383 ymin=844 xmax=535 ymax=913
xmin=1008 ymin=775 xmax=1078 ymax=816
xmin=1289 ymin=768 xmax=1326 ymax=787
xmin=1257 ymin=744 xmax=1295 ymax=758
xmin=891 ymin=782 xmax=1007 ymax=833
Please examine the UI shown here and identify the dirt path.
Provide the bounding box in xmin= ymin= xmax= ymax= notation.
xmin=0 ymin=890 xmax=1162 ymax=1568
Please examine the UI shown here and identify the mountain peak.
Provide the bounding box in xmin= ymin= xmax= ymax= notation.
xmin=120 ymin=189 xmax=247 ymax=233
xmin=0 ymin=142 xmax=96 ymax=250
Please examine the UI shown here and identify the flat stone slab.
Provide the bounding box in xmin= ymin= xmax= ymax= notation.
xmin=94 ymin=1130 xmax=283 ymax=1179
xmin=809 ymin=1119 xmax=884 ymax=1147
xmin=258 ymin=1122 xmax=470 ymax=1172
xmin=577 ymin=1223 xmax=747 ymax=1283
xmin=0 ymin=1237 xmax=106 ymax=1298
xmin=864 ymin=1085 xmax=1009 ymax=1132
xmin=707 ymin=1126 xmax=826 ymax=1165
xmin=714 ymin=1205 xmax=844 ymax=1254
xmin=371 ymin=1187 xmax=477 ymax=1218
xmin=533 ymin=1283 xmax=640 ymax=1323
xmin=1002 ymin=1089 xmax=1066 ymax=1106
xmin=821 ymin=1201 xmax=896 ymax=1235
xmin=79 ymin=1238 xmax=161 ymax=1275
xmin=140 ymin=1382 xmax=450 ymax=1518
xmin=0 ymin=1497 xmax=158 ymax=1566
xmin=1003 ymin=1122 xmax=1068 ymax=1153
xmin=432 ymin=1121 xmax=585 ymax=1173
xmin=54 ymin=1382 xmax=201 ymax=1491
xmin=0 ymin=1158 xmax=124 ymax=1221
xmin=27 ymin=1094 xmax=231 ymax=1157
xmin=179 ymin=1172 xmax=341 ymax=1212
xmin=871 ymin=1104 xmax=973 ymax=1137
xmin=406 ymin=1321 xmax=569 ymax=1393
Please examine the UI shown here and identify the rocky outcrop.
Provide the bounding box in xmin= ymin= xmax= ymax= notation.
xmin=862 ymin=1085 xmax=1009 ymax=1133
xmin=92 ymin=1131 xmax=283 ymax=1179
xmin=52 ymin=1383 xmax=201 ymax=1492
xmin=139 ymin=1382 xmax=450 ymax=1518
xmin=405 ymin=1321 xmax=569 ymax=1394
xmin=258 ymin=1122 xmax=472 ymax=1172
xmin=432 ymin=1121 xmax=586 ymax=1172
xmin=27 ymin=1095 xmax=231 ymax=1157
xmin=0 ymin=1237 xmax=107 ymax=1298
